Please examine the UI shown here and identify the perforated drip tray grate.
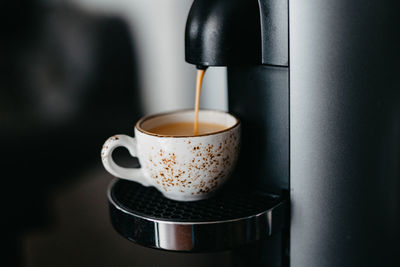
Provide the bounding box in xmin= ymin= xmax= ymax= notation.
xmin=108 ymin=179 xmax=287 ymax=252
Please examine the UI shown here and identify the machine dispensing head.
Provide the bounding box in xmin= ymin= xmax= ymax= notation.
xmin=185 ymin=0 xmax=288 ymax=68
xmin=185 ymin=0 xmax=262 ymax=67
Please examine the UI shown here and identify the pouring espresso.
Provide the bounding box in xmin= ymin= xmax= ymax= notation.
xmin=148 ymin=66 xmax=216 ymax=137
xmin=193 ymin=67 xmax=207 ymax=135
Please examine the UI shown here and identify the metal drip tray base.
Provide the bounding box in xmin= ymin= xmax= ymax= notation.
xmin=108 ymin=179 xmax=286 ymax=252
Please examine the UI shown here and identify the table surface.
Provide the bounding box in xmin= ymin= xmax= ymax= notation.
xmin=22 ymin=165 xmax=267 ymax=267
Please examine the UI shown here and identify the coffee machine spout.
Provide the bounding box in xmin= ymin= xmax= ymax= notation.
xmin=185 ymin=0 xmax=288 ymax=67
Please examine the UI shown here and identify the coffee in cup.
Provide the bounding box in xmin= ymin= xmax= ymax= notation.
xmin=101 ymin=109 xmax=240 ymax=201
xmin=148 ymin=121 xmax=226 ymax=136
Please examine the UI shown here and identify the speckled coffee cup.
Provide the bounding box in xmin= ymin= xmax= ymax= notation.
xmin=101 ymin=109 xmax=240 ymax=201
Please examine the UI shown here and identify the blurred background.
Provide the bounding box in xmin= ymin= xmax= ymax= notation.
xmin=0 ymin=0 xmax=232 ymax=266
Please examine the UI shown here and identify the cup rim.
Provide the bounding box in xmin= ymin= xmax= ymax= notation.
xmin=136 ymin=109 xmax=240 ymax=138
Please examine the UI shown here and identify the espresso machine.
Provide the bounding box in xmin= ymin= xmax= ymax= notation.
xmin=107 ymin=0 xmax=399 ymax=266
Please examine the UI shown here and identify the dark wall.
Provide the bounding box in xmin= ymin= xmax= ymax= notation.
xmin=0 ymin=2 xmax=141 ymax=266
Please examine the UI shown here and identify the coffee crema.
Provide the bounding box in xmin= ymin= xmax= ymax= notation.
xmin=148 ymin=122 xmax=226 ymax=136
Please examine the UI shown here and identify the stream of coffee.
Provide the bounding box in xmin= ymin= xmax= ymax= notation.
xmin=148 ymin=68 xmax=227 ymax=136
xmin=194 ymin=68 xmax=206 ymax=135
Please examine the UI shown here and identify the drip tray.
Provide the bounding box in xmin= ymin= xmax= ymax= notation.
xmin=108 ymin=179 xmax=287 ymax=252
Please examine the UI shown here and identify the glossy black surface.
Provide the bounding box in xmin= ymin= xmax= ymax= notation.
xmin=185 ymin=0 xmax=288 ymax=67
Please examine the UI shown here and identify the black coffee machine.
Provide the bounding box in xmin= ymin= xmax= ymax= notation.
xmin=108 ymin=0 xmax=399 ymax=266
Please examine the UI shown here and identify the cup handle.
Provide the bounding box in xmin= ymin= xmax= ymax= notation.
xmin=101 ymin=135 xmax=150 ymax=186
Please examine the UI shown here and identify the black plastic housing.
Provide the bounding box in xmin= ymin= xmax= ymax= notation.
xmin=185 ymin=0 xmax=288 ymax=67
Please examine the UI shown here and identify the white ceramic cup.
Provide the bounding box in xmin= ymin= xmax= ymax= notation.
xmin=101 ymin=109 xmax=240 ymax=201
